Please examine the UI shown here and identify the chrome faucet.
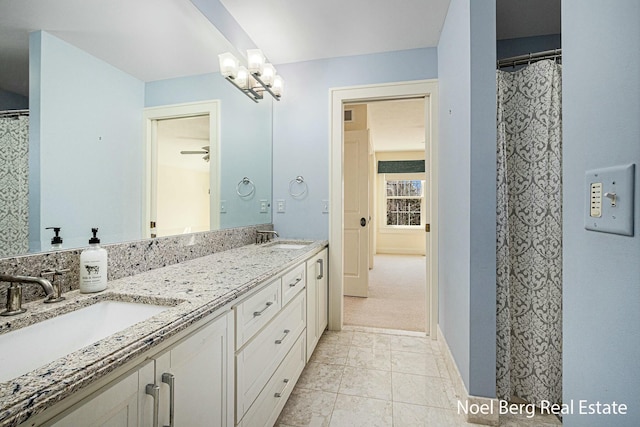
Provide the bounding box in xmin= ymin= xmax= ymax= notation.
xmin=0 ymin=274 xmax=58 ymax=316
xmin=41 ymin=268 xmax=70 ymax=303
xmin=256 ymin=230 xmax=279 ymax=244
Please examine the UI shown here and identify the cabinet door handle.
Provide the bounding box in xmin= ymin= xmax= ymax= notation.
xmin=275 ymin=329 xmax=290 ymax=344
xmin=274 ymin=378 xmax=290 ymax=398
xmin=253 ymin=301 xmax=273 ymax=317
xmin=289 ymin=277 xmax=302 ymax=287
xmin=145 ymin=384 xmax=160 ymax=427
xmin=162 ymin=373 xmax=175 ymax=427
xmin=317 ymin=259 xmax=324 ymax=280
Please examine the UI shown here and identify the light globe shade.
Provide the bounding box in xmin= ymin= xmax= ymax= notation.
xmin=262 ymin=63 xmax=276 ymax=86
xmin=218 ymin=52 xmax=239 ymax=79
xmin=236 ymin=66 xmax=249 ymax=89
xmin=247 ymin=49 xmax=265 ymax=75
xmin=272 ymin=75 xmax=284 ymax=97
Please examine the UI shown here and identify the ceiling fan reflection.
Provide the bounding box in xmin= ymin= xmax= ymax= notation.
xmin=180 ymin=146 xmax=210 ymax=162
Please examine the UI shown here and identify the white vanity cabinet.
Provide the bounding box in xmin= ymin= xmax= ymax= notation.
xmin=49 ymin=366 xmax=143 ymax=426
xmin=142 ymin=310 xmax=234 ymax=427
xmin=306 ymin=248 xmax=328 ymax=361
xmin=46 ymin=311 xmax=234 ymax=427
xmin=234 ymin=262 xmax=311 ymax=426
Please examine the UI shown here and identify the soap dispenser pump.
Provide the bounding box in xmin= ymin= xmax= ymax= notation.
xmin=79 ymin=228 xmax=108 ymax=293
xmin=46 ymin=227 xmax=63 ymax=249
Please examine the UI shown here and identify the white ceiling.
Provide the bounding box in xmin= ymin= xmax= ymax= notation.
xmin=0 ymin=0 xmax=561 ymax=98
xmin=366 ymin=99 xmax=425 ymax=152
xmin=220 ymin=0 xmax=451 ymax=65
xmin=157 ymin=115 xmax=210 ymax=171
xmin=0 ymin=0 xmax=236 ymax=96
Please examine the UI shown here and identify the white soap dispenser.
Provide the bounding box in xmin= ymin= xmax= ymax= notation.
xmin=79 ymin=228 xmax=108 ymax=293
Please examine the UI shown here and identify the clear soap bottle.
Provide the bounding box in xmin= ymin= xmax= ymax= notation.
xmin=79 ymin=228 xmax=108 ymax=293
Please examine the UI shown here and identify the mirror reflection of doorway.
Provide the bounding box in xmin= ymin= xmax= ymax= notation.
xmin=153 ymin=115 xmax=211 ymax=237
xmin=143 ymin=101 xmax=220 ymax=240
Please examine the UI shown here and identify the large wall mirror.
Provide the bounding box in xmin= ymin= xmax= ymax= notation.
xmin=0 ymin=0 xmax=273 ymax=257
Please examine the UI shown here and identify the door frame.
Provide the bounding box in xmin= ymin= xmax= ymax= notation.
xmin=329 ymin=80 xmax=439 ymax=338
xmin=142 ymin=100 xmax=221 ymax=239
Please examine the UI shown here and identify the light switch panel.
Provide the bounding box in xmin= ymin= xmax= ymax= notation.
xmin=276 ymin=199 xmax=286 ymax=213
xmin=584 ymin=164 xmax=635 ymax=236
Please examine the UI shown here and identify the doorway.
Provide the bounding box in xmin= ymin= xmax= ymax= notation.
xmin=342 ymin=98 xmax=428 ymax=332
xmin=329 ymin=80 xmax=439 ymax=338
xmin=142 ymin=101 xmax=220 ymax=239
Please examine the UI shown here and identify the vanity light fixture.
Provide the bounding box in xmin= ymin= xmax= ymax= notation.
xmin=218 ymin=49 xmax=283 ymax=103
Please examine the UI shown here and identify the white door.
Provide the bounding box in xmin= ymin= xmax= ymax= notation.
xmin=344 ymin=130 xmax=370 ymax=297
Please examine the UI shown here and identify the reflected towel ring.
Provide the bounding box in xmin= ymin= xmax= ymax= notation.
xmin=237 ymin=177 xmax=256 ymax=197
xmin=289 ymin=176 xmax=308 ymax=198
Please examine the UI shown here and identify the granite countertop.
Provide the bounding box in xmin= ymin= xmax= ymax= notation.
xmin=0 ymin=240 xmax=327 ymax=427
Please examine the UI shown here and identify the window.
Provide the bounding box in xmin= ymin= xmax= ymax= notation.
xmin=385 ymin=179 xmax=424 ymax=226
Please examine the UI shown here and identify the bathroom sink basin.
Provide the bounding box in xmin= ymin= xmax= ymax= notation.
xmin=266 ymin=241 xmax=312 ymax=250
xmin=270 ymin=243 xmax=308 ymax=250
xmin=0 ymin=300 xmax=169 ymax=382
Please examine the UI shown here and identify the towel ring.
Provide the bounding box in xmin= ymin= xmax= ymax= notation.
xmin=289 ymin=176 xmax=308 ymax=198
xmin=237 ymin=177 xmax=256 ymax=198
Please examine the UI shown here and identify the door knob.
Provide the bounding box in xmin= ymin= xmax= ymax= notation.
xmin=360 ymin=218 xmax=367 ymax=227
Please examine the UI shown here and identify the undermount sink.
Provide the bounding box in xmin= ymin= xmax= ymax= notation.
xmin=0 ymin=300 xmax=169 ymax=382
xmin=266 ymin=241 xmax=312 ymax=250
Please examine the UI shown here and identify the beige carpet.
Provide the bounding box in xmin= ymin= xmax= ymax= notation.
xmin=344 ymin=254 xmax=427 ymax=332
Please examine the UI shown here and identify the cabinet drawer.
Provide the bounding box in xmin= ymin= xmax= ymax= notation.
xmin=238 ymin=332 xmax=306 ymax=427
xmin=235 ymin=278 xmax=281 ymax=349
xmin=236 ymin=292 xmax=306 ymax=418
xmin=281 ymin=264 xmax=306 ymax=306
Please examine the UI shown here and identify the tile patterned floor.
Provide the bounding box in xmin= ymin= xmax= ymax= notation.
xmin=276 ymin=327 xmax=562 ymax=427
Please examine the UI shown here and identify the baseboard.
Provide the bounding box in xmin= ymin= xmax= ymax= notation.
xmin=437 ymin=326 xmax=499 ymax=426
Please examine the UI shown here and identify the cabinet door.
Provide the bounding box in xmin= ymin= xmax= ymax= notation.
xmin=317 ymin=248 xmax=329 ymax=333
xmin=51 ymin=369 xmax=140 ymax=427
xmin=156 ymin=311 xmax=234 ymax=427
xmin=306 ymin=248 xmax=329 ymax=361
xmin=305 ymin=259 xmax=318 ymax=362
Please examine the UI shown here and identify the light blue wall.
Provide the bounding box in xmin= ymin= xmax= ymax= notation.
xmin=145 ymin=74 xmax=273 ymax=229
xmin=437 ymin=0 xmax=496 ymax=398
xmin=0 ymin=89 xmax=28 ymax=110
xmin=497 ymin=34 xmax=561 ymax=60
xmin=29 ymin=31 xmax=145 ymax=250
xmin=272 ymin=48 xmax=438 ymax=239
xmin=563 ymin=1 xmax=640 ymax=425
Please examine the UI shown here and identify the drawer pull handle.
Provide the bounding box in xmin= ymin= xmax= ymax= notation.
xmin=274 ymin=378 xmax=290 ymax=398
xmin=162 ymin=373 xmax=175 ymax=427
xmin=275 ymin=329 xmax=291 ymax=344
xmin=317 ymin=259 xmax=324 ymax=280
xmin=145 ymin=384 xmax=160 ymax=427
xmin=289 ymin=277 xmax=302 ymax=287
xmin=253 ymin=301 xmax=274 ymax=317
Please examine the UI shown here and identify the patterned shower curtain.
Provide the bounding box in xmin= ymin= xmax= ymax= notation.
xmin=0 ymin=115 xmax=29 ymax=257
xmin=496 ymin=60 xmax=562 ymax=406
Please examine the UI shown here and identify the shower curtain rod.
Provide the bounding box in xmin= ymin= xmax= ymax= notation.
xmin=497 ymin=49 xmax=562 ymax=69
xmin=0 ymin=109 xmax=29 ymax=118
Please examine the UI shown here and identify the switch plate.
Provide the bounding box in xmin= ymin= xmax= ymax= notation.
xmin=322 ymin=199 xmax=329 ymax=213
xmin=584 ymin=164 xmax=635 ymax=236
xmin=276 ymin=199 xmax=286 ymax=213
xmin=259 ymin=199 xmax=268 ymax=213
xmin=220 ymin=200 xmax=226 ymax=213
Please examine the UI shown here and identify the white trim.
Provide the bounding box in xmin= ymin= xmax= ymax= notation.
xmin=437 ymin=326 xmax=499 ymax=426
xmin=329 ymin=80 xmax=439 ymax=339
xmin=142 ymin=101 xmax=221 ymax=239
